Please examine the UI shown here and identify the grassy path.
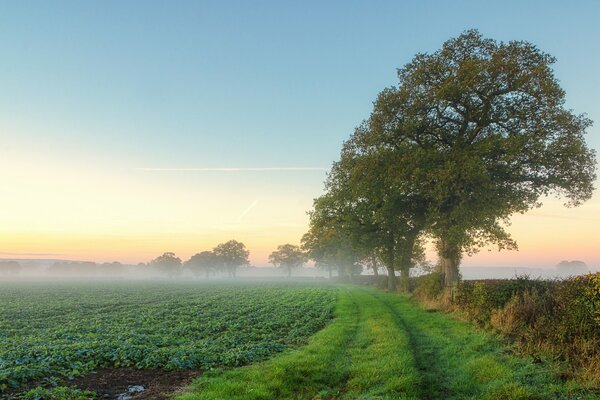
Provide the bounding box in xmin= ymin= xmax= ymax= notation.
xmin=177 ymin=286 xmax=598 ymax=400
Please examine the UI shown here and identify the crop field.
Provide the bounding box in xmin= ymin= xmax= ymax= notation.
xmin=0 ymin=281 xmax=337 ymax=398
xmin=1 ymin=281 xmax=598 ymax=400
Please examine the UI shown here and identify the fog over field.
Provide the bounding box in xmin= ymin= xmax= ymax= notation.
xmin=1 ymin=258 xmax=596 ymax=281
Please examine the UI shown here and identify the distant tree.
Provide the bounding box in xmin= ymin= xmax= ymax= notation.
xmin=213 ymin=240 xmax=250 ymax=278
xmin=556 ymin=260 xmax=588 ymax=274
xmin=269 ymin=244 xmax=307 ymax=278
xmin=361 ymin=255 xmax=381 ymax=278
xmin=329 ymin=134 xmax=428 ymax=291
xmin=0 ymin=261 xmax=21 ymax=275
xmin=150 ymin=252 xmax=182 ymax=277
xmin=185 ymin=251 xmax=218 ymax=279
xmin=101 ymin=261 xmax=123 ymax=275
xmin=48 ymin=261 xmax=97 ymax=275
xmin=302 ymin=195 xmax=364 ymax=282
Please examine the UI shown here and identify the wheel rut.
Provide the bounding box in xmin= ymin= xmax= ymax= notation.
xmin=366 ymin=290 xmax=454 ymax=400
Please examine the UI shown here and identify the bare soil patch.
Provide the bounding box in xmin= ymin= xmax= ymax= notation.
xmin=69 ymin=368 xmax=200 ymax=399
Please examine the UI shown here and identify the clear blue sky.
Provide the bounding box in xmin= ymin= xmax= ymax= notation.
xmin=1 ymin=1 xmax=599 ymax=265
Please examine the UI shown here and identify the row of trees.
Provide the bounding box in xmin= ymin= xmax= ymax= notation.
xmin=0 ymin=261 xmax=22 ymax=275
xmin=0 ymin=242 xmax=312 ymax=279
xmin=301 ymin=30 xmax=596 ymax=292
xmin=150 ymin=240 xmax=250 ymax=278
xmin=153 ymin=242 xmax=311 ymax=278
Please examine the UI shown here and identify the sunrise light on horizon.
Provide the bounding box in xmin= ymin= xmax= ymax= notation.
xmin=1 ymin=1 xmax=599 ymax=269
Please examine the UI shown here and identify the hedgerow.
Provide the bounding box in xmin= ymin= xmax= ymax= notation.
xmin=410 ymin=272 xmax=600 ymax=386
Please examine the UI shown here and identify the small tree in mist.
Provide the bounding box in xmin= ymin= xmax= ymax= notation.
xmin=213 ymin=240 xmax=250 ymax=278
xmin=150 ymin=252 xmax=182 ymax=277
xmin=101 ymin=261 xmax=123 ymax=276
xmin=185 ymin=251 xmax=218 ymax=279
xmin=302 ymin=199 xmax=363 ymax=282
xmin=269 ymin=244 xmax=307 ymax=278
xmin=0 ymin=261 xmax=21 ymax=275
xmin=48 ymin=261 xmax=97 ymax=276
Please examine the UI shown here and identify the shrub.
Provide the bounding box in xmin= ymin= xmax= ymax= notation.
xmin=464 ymin=274 xmax=599 ymax=385
xmin=455 ymin=276 xmax=551 ymax=326
xmin=410 ymin=272 xmax=445 ymax=301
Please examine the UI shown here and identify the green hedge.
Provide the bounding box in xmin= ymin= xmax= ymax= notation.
xmin=410 ymin=272 xmax=600 ymax=385
xmin=455 ymin=276 xmax=552 ymax=325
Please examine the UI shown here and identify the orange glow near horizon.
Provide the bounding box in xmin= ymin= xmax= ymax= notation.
xmin=2 ymin=194 xmax=599 ymax=268
xmin=2 ymin=142 xmax=599 ymax=268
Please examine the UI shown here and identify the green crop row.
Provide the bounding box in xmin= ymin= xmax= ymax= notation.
xmin=0 ymin=281 xmax=337 ymax=394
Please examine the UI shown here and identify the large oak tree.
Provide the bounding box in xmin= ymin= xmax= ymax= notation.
xmin=367 ymin=30 xmax=596 ymax=287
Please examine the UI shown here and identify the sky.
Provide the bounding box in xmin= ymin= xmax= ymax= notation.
xmin=1 ymin=1 xmax=599 ymax=267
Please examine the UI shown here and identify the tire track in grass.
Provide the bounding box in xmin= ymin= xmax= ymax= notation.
xmin=369 ymin=290 xmax=453 ymax=399
xmin=342 ymin=287 xmax=420 ymax=399
xmin=370 ymin=289 xmax=598 ymax=400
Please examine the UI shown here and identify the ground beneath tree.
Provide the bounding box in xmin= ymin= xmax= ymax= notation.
xmin=70 ymin=368 xmax=200 ymax=399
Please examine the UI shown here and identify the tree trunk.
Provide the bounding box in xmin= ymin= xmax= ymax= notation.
xmin=372 ymin=255 xmax=379 ymax=278
xmin=399 ymin=267 xmax=409 ymax=292
xmin=288 ymin=266 xmax=292 ymax=278
xmin=385 ymin=240 xmax=397 ymax=291
xmin=398 ymin=233 xmax=417 ymax=293
xmin=328 ymin=265 xmax=332 ymax=279
xmin=438 ymin=238 xmax=460 ymax=288
xmin=205 ymin=269 xmax=209 ymax=279
xmin=387 ymin=267 xmax=396 ymax=291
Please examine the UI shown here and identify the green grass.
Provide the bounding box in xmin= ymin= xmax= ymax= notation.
xmin=178 ymin=285 xmax=599 ymax=400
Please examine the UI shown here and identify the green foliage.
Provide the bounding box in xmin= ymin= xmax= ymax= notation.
xmin=20 ymin=386 xmax=95 ymax=400
xmin=0 ymin=282 xmax=336 ymax=394
xmin=268 ymin=244 xmax=307 ymax=277
xmin=410 ymin=273 xmax=600 ymax=384
xmin=490 ymin=273 xmax=600 ymax=383
xmin=455 ymin=275 xmax=550 ymax=324
xmin=185 ymin=251 xmax=218 ymax=278
xmin=302 ymin=194 xmax=364 ymax=279
xmin=410 ymin=272 xmax=445 ymax=300
xmin=212 ymin=240 xmax=250 ymax=277
xmin=323 ymin=29 xmax=597 ymax=288
xmin=150 ymin=252 xmax=183 ymax=277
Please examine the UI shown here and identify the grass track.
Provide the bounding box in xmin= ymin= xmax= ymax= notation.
xmin=178 ymin=286 xmax=599 ymax=400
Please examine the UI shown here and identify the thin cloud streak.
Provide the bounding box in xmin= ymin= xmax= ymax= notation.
xmin=237 ymin=200 xmax=259 ymax=223
xmin=135 ymin=167 xmax=328 ymax=172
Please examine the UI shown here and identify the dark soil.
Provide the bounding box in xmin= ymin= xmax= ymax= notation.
xmin=69 ymin=368 xmax=201 ymax=399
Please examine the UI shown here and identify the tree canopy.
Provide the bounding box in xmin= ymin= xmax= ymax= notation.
xmin=185 ymin=251 xmax=219 ymax=279
xmin=305 ymin=29 xmax=596 ymax=290
xmin=150 ymin=252 xmax=182 ymax=277
xmin=213 ymin=240 xmax=250 ymax=278
xmin=269 ymin=244 xmax=308 ymax=277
